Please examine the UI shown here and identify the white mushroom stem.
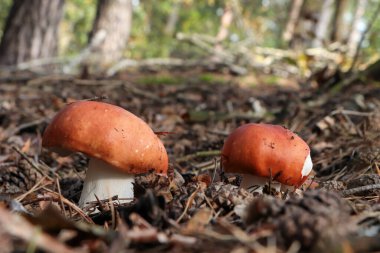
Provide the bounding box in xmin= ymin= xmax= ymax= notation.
xmin=240 ymin=174 xmax=282 ymax=193
xmin=78 ymin=158 xmax=135 ymax=207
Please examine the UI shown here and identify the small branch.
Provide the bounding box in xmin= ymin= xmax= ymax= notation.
xmin=341 ymin=184 xmax=380 ymax=196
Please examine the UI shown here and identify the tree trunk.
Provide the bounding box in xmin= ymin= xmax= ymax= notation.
xmin=212 ymin=5 xmax=233 ymax=62
xmin=331 ymin=0 xmax=349 ymax=42
xmin=347 ymin=0 xmax=367 ymax=58
xmin=312 ymin=0 xmax=335 ymax=47
xmin=89 ymin=0 xmax=132 ymax=71
xmin=164 ymin=0 xmax=182 ymax=35
xmin=283 ymin=0 xmax=304 ymax=45
xmin=0 ymin=0 xmax=64 ymax=66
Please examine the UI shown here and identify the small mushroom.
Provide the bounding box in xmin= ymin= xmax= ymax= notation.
xmin=42 ymin=101 xmax=168 ymax=207
xmin=221 ymin=123 xmax=312 ymax=192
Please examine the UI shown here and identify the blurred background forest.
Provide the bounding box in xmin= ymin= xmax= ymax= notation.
xmin=0 ymin=0 xmax=380 ymax=81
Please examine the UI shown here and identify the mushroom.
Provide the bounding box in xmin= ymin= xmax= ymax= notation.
xmin=42 ymin=101 xmax=168 ymax=207
xmin=221 ymin=123 xmax=312 ymax=192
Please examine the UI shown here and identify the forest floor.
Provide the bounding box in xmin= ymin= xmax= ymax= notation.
xmin=0 ymin=69 xmax=379 ymax=253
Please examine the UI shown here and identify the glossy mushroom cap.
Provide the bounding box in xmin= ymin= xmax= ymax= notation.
xmin=42 ymin=101 xmax=168 ymax=176
xmin=221 ymin=123 xmax=312 ymax=187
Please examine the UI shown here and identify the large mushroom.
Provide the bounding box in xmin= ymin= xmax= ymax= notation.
xmin=221 ymin=123 xmax=312 ymax=192
xmin=42 ymin=101 xmax=168 ymax=207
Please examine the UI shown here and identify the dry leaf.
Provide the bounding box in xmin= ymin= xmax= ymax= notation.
xmin=183 ymin=208 xmax=212 ymax=234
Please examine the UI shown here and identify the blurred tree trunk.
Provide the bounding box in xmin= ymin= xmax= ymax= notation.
xmin=283 ymin=0 xmax=304 ymax=46
xmin=88 ymin=0 xmax=132 ymax=71
xmin=312 ymin=0 xmax=335 ymax=47
xmin=164 ymin=0 xmax=182 ymax=35
xmin=0 ymin=0 xmax=64 ymax=66
xmin=347 ymin=0 xmax=367 ymax=58
xmin=331 ymin=0 xmax=349 ymax=42
xmin=212 ymin=5 xmax=233 ymax=62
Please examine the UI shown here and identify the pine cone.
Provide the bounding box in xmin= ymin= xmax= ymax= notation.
xmin=0 ymin=161 xmax=38 ymax=194
xmin=244 ymin=190 xmax=352 ymax=251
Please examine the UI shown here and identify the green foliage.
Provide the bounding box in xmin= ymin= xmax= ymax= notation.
xmin=60 ymin=0 xmax=96 ymax=55
xmin=128 ymin=0 xmax=224 ymax=59
xmin=1 ymin=0 xmax=380 ymax=68
xmin=199 ymin=73 xmax=228 ymax=84
xmin=0 ymin=0 xmax=12 ymax=39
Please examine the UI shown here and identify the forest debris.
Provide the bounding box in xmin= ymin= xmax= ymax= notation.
xmin=26 ymin=204 xmax=114 ymax=242
xmin=126 ymin=227 xmax=166 ymax=243
xmin=0 ymin=223 xmax=12 ymax=253
xmin=172 ymin=169 xmax=185 ymax=188
xmin=316 ymin=115 xmax=335 ymax=131
xmin=12 ymin=146 xmax=53 ymax=180
xmin=341 ymin=184 xmax=380 ymax=197
xmin=344 ymin=174 xmax=380 ymax=196
xmin=194 ymin=174 xmax=212 ymax=188
xmin=41 ymin=191 xmax=94 ymax=223
xmin=1 ymin=117 xmax=48 ymax=141
xmin=183 ymin=208 xmax=213 ymax=234
xmin=0 ymin=196 xmax=30 ymax=214
xmin=177 ymin=185 xmax=201 ymax=223
xmin=95 ymin=190 xmax=169 ymax=229
xmin=2 ymin=70 xmax=380 ymax=252
xmin=123 ymin=213 xmax=169 ymax=243
xmin=244 ymin=190 xmax=354 ymax=251
xmin=170 ymin=233 xmax=197 ymax=246
xmin=0 ymin=205 xmax=81 ymax=253
xmin=16 ymin=176 xmax=52 ymax=202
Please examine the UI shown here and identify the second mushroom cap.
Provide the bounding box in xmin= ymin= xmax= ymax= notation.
xmin=221 ymin=123 xmax=312 ymax=187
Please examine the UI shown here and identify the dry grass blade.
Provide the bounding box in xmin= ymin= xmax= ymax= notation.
xmin=16 ymin=176 xmax=51 ymax=202
xmin=56 ymin=178 xmax=67 ymax=217
xmin=41 ymin=189 xmax=94 ymax=224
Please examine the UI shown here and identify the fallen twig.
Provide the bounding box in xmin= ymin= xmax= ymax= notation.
xmin=341 ymin=184 xmax=380 ymax=196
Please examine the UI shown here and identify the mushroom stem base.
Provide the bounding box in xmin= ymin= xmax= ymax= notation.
xmin=240 ymin=174 xmax=282 ymax=193
xmin=78 ymin=158 xmax=134 ymax=207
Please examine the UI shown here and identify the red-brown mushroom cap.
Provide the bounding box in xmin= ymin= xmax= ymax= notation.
xmin=221 ymin=123 xmax=312 ymax=187
xmin=42 ymin=101 xmax=168 ymax=175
